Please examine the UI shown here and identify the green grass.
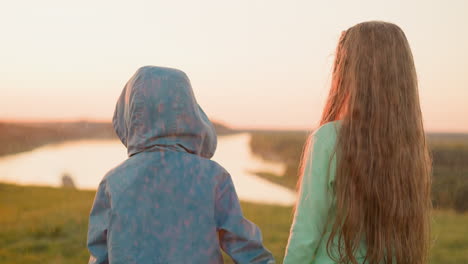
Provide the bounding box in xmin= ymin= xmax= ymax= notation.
xmin=431 ymin=210 xmax=468 ymax=264
xmin=0 ymin=183 xmax=292 ymax=264
xmin=1 ymin=183 xmax=467 ymax=264
xmin=0 ymin=184 xmax=92 ymax=264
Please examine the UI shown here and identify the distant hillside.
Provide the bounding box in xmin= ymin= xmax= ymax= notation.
xmin=0 ymin=121 xmax=233 ymax=157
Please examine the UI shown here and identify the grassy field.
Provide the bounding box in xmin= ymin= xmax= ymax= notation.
xmin=0 ymin=184 xmax=292 ymax=264
xmin=1 ymin=183 xmax=467 ymax=264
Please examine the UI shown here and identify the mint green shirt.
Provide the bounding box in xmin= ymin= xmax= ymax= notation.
xmin=284 ymin=121 xmax=344 ymax=264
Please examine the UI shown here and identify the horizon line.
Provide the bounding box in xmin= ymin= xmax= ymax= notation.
xmin=1 ymin=118 xmax=468 ymax=134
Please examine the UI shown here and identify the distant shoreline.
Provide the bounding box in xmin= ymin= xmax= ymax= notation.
xmin=0 ymin=121 xmax=233 ymax=157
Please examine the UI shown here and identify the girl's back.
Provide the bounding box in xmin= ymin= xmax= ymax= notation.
xmin=286 ymin=121 xmax=369 ymax=263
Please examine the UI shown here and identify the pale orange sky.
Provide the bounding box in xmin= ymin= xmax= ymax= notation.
xmin=1 ymin=0 xmax=468 ymax=132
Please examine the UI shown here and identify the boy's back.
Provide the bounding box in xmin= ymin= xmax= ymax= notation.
xmin=87 ymin=66 xmax=274 ymax=264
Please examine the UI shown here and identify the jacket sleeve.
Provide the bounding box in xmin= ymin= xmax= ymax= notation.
xmin=215 ymin=173 xmax=275 ymax=264
xmin=87 ymin=180 xmax=111 ymax=264
xmin=283 ymin=130 xmax=334 ymax=264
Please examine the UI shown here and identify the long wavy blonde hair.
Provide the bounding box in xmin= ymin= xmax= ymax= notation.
xmin=302 ymin=21 xmax=432 ymax=264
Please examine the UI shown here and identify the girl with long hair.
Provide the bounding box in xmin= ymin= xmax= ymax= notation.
xmin=283 ymin=21 xmax=432 ymax=264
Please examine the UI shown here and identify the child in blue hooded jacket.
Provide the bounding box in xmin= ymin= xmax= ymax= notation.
xmin=87 ymin=66 xmax=274 ymax=264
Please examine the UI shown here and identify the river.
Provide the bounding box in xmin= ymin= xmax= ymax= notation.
xmin=0 ymin=133 xmax=296 ymax=206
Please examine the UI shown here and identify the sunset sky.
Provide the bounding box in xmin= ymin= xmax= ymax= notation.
xmin=1 ymin=0 xmax=467 ymax=132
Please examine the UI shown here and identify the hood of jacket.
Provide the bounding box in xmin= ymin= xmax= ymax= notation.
xmin=113 ymin=66 xmax=217 ymax=158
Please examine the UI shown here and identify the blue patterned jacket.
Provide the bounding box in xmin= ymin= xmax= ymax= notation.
xmin=87 ymin=66 xmax=274 ymax=264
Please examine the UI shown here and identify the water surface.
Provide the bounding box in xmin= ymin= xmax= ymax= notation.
xmin=0 ymin=133 xmax=296 ymax=206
